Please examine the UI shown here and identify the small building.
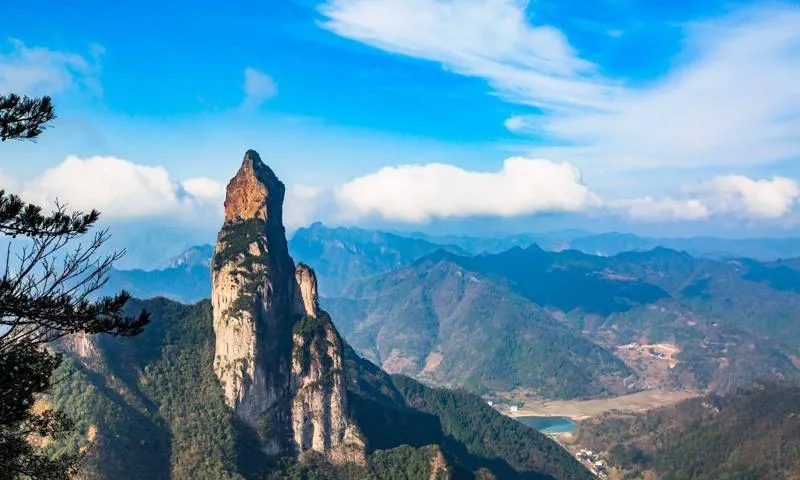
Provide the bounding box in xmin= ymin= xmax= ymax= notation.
xmin=509 ymin=406 xmax=518 ymax=412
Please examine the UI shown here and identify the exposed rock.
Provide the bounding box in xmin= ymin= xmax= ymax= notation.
xmin=211 ymin=149 xmax=364 ymax=463
xmin=60 ymin=332 xmax=98 ymax=359
xmin=294 ymin=263 xmax=319 ymax=318
xmin=291 ymin=311 xmax=365 ymax=464
xmin=428 ymin=447 xmax=451 ymax=480
xmin=223 ymin=149 xmax=285 ymax=223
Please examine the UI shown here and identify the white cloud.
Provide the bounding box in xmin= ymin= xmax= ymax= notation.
xmin=689 ymin=175 xmax=799 ymax=219
xmin=503 ymin=115 xmax=527 ymax=133
xmin=13 ymin=156 xmax=331 ymax=230
xmin=20 ymin=155 xmax=224 ymax=222
xmin=242 ymin=67 xmax=277 ymax=108
xmin=320 ymin=0 xmax=614 ymax=113
xmin=182 ymin=177 xmax=225 ymax=201
xmin=285 ymin=185 xmax=325 ymax=230
xmin=319 ymin=1 xmax=800 ymax=169
xmin=331 ymin=154 xmax=799 ymax=224
xmin=8 ymin=154 xmax=798 ymax=229
xmin=334 ymin=157 xmax=599 ymax=223
xmin=0 ymin=39 xmax=102 ymax=96
xmin=0 ymin=170 xmax=19 ymax=192
xmin=617 ymin=175 xmax=799 ymax=222
xmin=616 ymin=197 xmax=711 ymax=222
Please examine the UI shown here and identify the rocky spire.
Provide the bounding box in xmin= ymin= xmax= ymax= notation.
xmin=223 ymin=150 xmax=285 ymax=223
xmin=211 ymin=150 xmax=364 ymax=463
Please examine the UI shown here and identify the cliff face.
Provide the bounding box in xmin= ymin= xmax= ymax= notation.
xmin=211 ymin=150 xmax=363 ymax=462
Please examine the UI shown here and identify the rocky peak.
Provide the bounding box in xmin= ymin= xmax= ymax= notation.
xmin=224 ymin=149 xmax=285 ymax=224
xmin=211 ymin=149 xmax=363 ymax=464
xmin=167 ymin=244 xmax=213 ymax=269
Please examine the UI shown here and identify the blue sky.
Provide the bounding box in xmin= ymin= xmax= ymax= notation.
xmin=1 ymin=0 xmax=800 ymax=265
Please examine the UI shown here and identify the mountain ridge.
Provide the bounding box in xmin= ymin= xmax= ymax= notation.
xmin=334 ymin=245 xmax=800 ymax=396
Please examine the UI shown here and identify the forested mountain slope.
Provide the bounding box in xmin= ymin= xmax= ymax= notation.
xmin=574 ymin=383 xmax=800 ymax=479
xmin=49 ymin=298 xmax=590 ymax=479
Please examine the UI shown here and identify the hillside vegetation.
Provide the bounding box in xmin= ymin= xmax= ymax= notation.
xmin=47 ymin=297 xmax=590 ymax=480
xmin=332 ymin=246 xmax=800 ymax=396
xmin=574 ymin=383 xmax=800 ymax=479
xmin=328 ymin=253 xmax=634 ymax=399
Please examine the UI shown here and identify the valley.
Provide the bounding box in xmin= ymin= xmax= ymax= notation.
xmin=499 ymin=390 xmax=702 ymax=421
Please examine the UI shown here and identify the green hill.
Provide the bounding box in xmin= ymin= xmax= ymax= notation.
xmin=326 ymin=252 xmax=635 ymax=399
xmin=47 ymin=297 xmax=591 ymax=480
xmin=332 ymin=246 xmax=800 ymax=397
xmin=574 ymin=383 xmax=800 ymax=479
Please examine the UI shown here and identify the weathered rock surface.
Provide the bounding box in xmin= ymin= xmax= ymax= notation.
xmin=293 ymin=263 xmax=319 ymax=318
xmin=211 ymin=149 xmax=363 ymax=462
xmin=61 ymin=332 xmax=98 ymax=359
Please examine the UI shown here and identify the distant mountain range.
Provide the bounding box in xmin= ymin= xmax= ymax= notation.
xmin=99 ymin=224 xmax=800 ymax=401
xmin=290 ymin=222 xmax=469 ymax=296
xmin=101 ymin=223 xmax=800 ymax=304
xmin=569 ymin=232 xmax=800 ymax=261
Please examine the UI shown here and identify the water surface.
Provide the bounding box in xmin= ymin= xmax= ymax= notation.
xmin=516 ymin=415 xmax=576 ymax=433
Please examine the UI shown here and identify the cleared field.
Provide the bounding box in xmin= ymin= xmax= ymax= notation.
xmin=505 ymin=390 xmax=701 ymax=421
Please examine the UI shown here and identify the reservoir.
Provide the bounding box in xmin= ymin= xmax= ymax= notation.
xmin=516 ymin=416 xmax=576 ymax=434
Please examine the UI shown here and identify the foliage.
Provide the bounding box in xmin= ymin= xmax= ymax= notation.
xmin=45 ymin=296 xmax=593 ymax=479
xmin=390 ymin=375 xmax=594 ymax=480
xmin=1 ymin=94 xmax=148 ymax=480
xmin=47 ymin=299 xmax=248 ymax=480
xmin=331 ymin=255 xmax=633 ymax=399
xmin=0 ymin=349 xmax=80 ymax=480
xmin=0 ymin=94 xmax=56 ymax=142
xmin=368 ymin=445 xmax=443 ymax=480
xmin=213 ymin=219 xmax=269 ymax=273
xmin=292 ymin=314 xmax=335 ymax=375
xmin=266 ymin=446 xmax=446 ymax=480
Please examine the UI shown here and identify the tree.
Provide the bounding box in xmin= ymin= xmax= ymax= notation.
xmin=0 ymin=94 xmax=56 ymax=142
xmin=0 ymin=93 xmax=149 ymax=479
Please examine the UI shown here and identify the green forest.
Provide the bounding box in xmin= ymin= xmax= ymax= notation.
xmin=575 ymin=383 xmax=800 ymax=479
xmin=43 ymin=297 xmax=590 ymax=479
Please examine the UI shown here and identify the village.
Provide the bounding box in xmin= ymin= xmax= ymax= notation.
xmin=575 ymin=449 xmax=609 ymax=478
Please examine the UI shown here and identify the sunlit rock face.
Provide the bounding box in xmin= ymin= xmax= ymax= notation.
xmin=211 ymin=150 xmax=363 ymax=462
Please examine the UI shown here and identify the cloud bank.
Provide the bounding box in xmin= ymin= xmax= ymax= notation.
xmin=20 ymin=156 xmax=224 ymax=223
xmin=8 ymin=155 xmax=799 ymax=229
xmin=12 ymin=155 xmax=327 ymax=230
xmin=337 ymin=159 xmax=799 ymax=223
xmin=335 ymin=157 xmax=598 ymax=222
